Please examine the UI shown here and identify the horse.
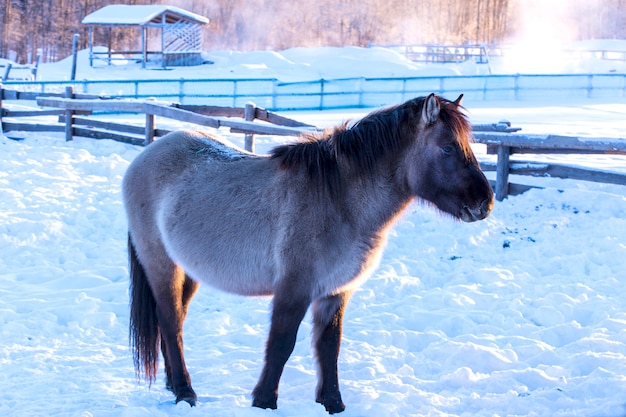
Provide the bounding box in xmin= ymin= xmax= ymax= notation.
xmin=122 ymin=93 xmax=494 ymax=414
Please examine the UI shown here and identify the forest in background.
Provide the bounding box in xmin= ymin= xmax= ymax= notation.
xmin=1 ymin=0 xmax=625 ymax=64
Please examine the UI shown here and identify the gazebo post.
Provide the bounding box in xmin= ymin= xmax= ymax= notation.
xmin=88 ymin=26 xmax=93 ymax=67
xmin=141 ymin=26 xmax=146 ymax=69
xmin=161 ymin=14 xmax=166 ymax=69
xmin=107 ymin=27 xmax=112 ymax=65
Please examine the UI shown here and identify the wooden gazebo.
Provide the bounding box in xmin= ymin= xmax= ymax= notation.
xmin=82 ymin=5 xmax=209 ymax=68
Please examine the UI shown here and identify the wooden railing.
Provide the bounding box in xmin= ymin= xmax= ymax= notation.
xmin=0 ymin=85 xmax=316 ymax=151
xmin=3 ymin=83 xmax=624 ymax=200
xmin=369 ymin=43 xmax=492 ymax=64
xmin=474 ymin=128 xmax=626 ymax=200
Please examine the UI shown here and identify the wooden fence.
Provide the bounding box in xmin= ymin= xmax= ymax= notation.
xmin=2 ymin=83 xmax=624 ymax=199
xmin=474 ymin=129 xmax=626 ymax=200
xmin=0 ymin=84 xmax=316 ymax=151
xmin=1 ymin=55 xmax=40 ymax=81
xmin=370 ymin=42 xmax=626 ymax=64
xmin=368 ymin=43 xmax=491 ymax=64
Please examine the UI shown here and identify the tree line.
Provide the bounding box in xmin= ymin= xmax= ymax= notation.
xmin=1 ymin=0 xmax=625 ymax=64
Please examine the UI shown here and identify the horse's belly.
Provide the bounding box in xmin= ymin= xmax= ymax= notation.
xmin=161 ymin=217 xmax=277 ymax=296
xmin=184 ymin=255 xmax=276 ymax=296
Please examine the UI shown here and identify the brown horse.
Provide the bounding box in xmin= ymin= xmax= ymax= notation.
xmin=122 ymin=93 xmax=494 ymax=414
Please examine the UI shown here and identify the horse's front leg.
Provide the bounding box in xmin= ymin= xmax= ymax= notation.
xmin=252 ymin=287 xmax=310 ymax=410
xmin=312 ymin=291 xmax=351 ymax=414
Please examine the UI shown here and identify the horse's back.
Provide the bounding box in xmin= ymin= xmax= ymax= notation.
xmin=123 ymin=130 xmax=279 ymax=295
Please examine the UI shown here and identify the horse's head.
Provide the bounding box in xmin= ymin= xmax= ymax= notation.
xmin=401 ymin=94 xmax=494 ymax=222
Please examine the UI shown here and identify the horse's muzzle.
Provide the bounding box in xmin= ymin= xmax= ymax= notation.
xmin=460 ymin=198 xmax=493 ymax=222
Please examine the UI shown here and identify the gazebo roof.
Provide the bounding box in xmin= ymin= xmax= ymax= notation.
xmin=82 ymin=5 xmax=209 ymax=26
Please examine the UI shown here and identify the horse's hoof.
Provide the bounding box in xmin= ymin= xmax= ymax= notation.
xmin=176 ymin=396 xmax=197 ymax=407
xmin=317 ymin=396 xmax=346 ymax=414
xmin=252 ymin=395 xmax=278 ymax=410
xmin=175 ymin=386 xmax=198 ymax=407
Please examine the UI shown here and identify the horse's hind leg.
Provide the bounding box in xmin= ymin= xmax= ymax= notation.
xmin=149 ymin=263 xmax=199 ymax=405
xmin=252 ymin=286 xmax=310 ymax=410
xmin=162 ymin=275 xmax=199 ymax=395
xmin=312 ymin=291 xmax=351 ymax=414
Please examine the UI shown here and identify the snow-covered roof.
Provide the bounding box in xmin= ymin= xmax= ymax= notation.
xmin=82 ymin=5 xmax=209 ymax=26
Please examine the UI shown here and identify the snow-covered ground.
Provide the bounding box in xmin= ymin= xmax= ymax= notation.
xmin=22 ymin=38 xmax=626 ymax=82
xmin=1 ymin=43 xmax=625 ymax=417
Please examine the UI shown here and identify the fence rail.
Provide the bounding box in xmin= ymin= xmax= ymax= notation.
xmin=370 ymin=43 xmax=626 ymax=65
xmin=368 ymin=43 xmax=491 ymax=64
xmin=0 ymin=85 xmax=315 ymax=149
xmin=474 ymin=131 xmax=626 ymax=200
xmin=3 ymin=73 xmax=625 ymax=111
xmin=2 ymin=84 xmax=625 ymax=199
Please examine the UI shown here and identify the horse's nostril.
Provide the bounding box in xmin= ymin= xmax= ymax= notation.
xmin=481 ymin=198 xmax=494 ymax=216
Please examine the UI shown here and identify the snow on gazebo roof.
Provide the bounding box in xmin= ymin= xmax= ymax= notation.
xmin=82 ymin=5 xmax=209 ymax=68
xmin=82 ymin=5 xmax=209 ymax=26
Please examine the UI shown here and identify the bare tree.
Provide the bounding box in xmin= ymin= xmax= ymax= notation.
xmin=0 ymin=0 xmax=623 ymax=63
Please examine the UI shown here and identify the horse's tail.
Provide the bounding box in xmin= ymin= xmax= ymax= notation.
xmin=128 ymin=233 xmax=160 ymax=384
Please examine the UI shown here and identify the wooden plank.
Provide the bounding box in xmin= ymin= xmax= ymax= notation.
xmin=15 ymin=91 xmax=61 ymax=100
xmin=5 ymin=109 xmax=64 ymax=117
xmin=177 ymin=104 xmax=244 ymax=118
xmin=177 ymin=103 xmax=316 ymax=129
xmin=256 ymin=108 xmax=316 ymax=128
xmin=226 ymin=121 xmax=308 ymax=136
xmin=2 ymin=121 xmax=64 ymax=132
xmin=473 ymin=123 xmax=521 ymax=133
xmin=2 ymin=90 xmax=88 ymax=101
xmin=59 ymin=116 xmax=168 ymax=138
xmin=244 ymin=103 xmax=255 ymax=152
xmin=143 ymin=102 xmax=221 ymax=128
xmin=482 ymin=159 xmax=626 ymax=187
xmin=2 ymin=89 xmax=19 ymax=100
xmin=474 ymin=132 xmax=626 ymax=154
xmin=510 ymin=162 xmax=626 ymax=186
xmin=145 ymin=113 xmax=155 ymax=145
xmin=485 ymin=144 xmax=622 ymax=156
xmin=495 ymin=145 xmax=511 ymax=201
xmin=37 ymin=97 xmax=147 ymax=112
xmin=72 ymin=127 xmax=145 ymax=146
xmin=64 ymin=86 xmax=74 ymax=142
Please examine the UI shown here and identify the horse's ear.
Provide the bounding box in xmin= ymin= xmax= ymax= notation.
xmin=453 ymin=94 xmax=464 ymax=107
xmin=421 ymin=93 xmax=440 ymax=125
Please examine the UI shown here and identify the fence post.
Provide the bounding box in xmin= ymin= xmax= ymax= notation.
xmin=358 ymin=77 xmax=364 ymax=107
xmin=70 ymin=34 xmax=79 ymax=81
xmin=272 ymin=79 xmax=277 ymax=111
xmin=145 ymin=112 xmax=155 ymax=146
xmin=64 ymin=86 xmax=75 ymax=142
xmin=495 ymin=145 xmax=511 ymax=201
xmin=244 ymin=102 xmax=256 ymax=153
xmin=2 ymin=63 xmax=11 ymax=81
xmin=0 ymin=83 xmax=3 ymax=131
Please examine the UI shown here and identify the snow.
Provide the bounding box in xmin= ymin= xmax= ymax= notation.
xmin=32 ymin=39 xmax=626 ymax=82
xmin=1 ymin=42 xmax=626 ymax=417
xmin=81 ymin=5 xmax=209 ymax=26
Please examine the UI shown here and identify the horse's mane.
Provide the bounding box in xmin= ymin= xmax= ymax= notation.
xmin=270 ymin=95 xmax=471 ymax=196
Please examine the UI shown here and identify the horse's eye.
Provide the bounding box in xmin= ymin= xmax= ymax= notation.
xmin=441 ymin=145 xmax=454 ymax=154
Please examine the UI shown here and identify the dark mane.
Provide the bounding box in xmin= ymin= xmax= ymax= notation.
xmin=270 ymin=95 xmax=472 ymax=195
